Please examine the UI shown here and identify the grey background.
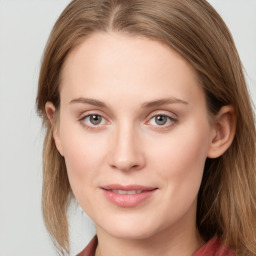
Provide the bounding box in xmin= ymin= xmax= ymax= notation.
xmin=0 ymin=0 xmax=255 ymax=255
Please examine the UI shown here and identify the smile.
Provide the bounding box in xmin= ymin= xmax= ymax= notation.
xmin=101 ymin=184 xmax=158 ymax=207
xmin=109 ymin=190 xmax=143 ymax=194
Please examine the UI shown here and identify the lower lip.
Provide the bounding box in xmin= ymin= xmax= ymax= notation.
xmin=102 ymin=189 xmax=157 ymax=207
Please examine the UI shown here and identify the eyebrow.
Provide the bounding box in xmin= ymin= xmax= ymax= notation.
xmin=69 ymin=97 xmax=188 ymax=108
xmin=69 ymin=98 xmax=107 ymax=107
xmin=141 ymin=98 xmax=189 ymax=108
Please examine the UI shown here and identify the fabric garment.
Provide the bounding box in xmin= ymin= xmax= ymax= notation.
xmin=193 ymin=237 xmax=234 ymax=256
xmin=77 ymin=236 xmax=98 ymax=256
xmin=77 ymin=236 xmax=234 ymax=256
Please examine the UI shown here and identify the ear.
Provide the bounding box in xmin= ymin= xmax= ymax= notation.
xmin=45 ymin=102 xmax=64 ymax=156
xmin=207 ymin=105 xmax=236 ymax=158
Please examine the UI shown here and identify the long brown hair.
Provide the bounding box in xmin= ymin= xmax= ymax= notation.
xmin=37 ymin=0 xmax=256 ymax=255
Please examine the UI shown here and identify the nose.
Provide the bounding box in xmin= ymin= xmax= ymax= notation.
xmin=107 ymin=123 xmax=146 ymax=172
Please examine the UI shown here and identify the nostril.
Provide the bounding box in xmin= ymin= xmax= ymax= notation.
xmin=110 ymin=161 xmax=142 ymax=172
xmin=107 ymin=140 xmax=146 ymax=171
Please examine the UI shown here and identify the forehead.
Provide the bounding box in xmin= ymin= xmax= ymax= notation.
xmin=60 ymin=32 xmax=203 ymax=105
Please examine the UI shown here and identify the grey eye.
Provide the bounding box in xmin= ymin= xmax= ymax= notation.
xmin=154 ymin=115 xmax=168 ymax=125
xmin=148 ymin=114 xmax=176 ymax=127
xmin=89 ymin=115 xmax=102 ymax=125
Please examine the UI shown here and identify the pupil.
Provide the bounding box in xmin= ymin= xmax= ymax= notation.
xmin=156 ymin=115 xmax=167 ymax=125
xmin=90 ymin=115 xmax=102 ymax=125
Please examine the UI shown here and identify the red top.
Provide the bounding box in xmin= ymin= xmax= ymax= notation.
xmin=193 ymin=237 xmax=234 ymax=256
xmin=77 ymin=236 xmax=234 ymax=256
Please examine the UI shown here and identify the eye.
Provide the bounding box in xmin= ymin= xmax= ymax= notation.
xmin=148 ymin=114 xmax=176 ymax=127
xmin=80 ymin=114 xmax=107 ymax=127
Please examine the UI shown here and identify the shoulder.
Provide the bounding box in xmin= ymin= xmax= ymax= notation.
xmin=193 ymin=237 xmax=234 ymax=256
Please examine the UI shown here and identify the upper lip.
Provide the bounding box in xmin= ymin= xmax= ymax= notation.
xmin=101 ymin=184 xmax=158 ymax=191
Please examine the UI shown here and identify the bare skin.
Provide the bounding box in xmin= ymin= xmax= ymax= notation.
xmin=46 ymin=32 xmax=235 ymax=256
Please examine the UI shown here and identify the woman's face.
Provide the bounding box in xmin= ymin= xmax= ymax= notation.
xmin=54 ymin=32 xmax=215 ymax=240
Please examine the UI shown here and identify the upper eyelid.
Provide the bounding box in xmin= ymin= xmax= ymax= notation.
xmin=79 ymin=114 xmax=109 ymax=130
xmin=78 ymin=114 xmax=178 ymax=132
xmin=78 ymin=110 xmax=108 ymax=120
xmin=77 ymin=110 xmax=178 ymax=122
xmin=146 ymin=110 xmax=178 ymax=120
xmin=80 ymin=114 xmax=108 ymax=122
xmin=147 ymin=114 xmax=177 ymax=124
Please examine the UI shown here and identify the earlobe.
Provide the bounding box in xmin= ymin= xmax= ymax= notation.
xmin=207 ymin=105 xmax=236 ymax=159
xmin=45 ymin=102 xmax=64 ymax=156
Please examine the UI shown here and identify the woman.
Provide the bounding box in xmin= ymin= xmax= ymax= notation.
xmin=36 ymin=0 xmax=256 ymax=255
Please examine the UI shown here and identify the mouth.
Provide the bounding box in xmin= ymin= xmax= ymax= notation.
xmin=100 ymin=184 xmax=158 ymax=207
xmin=107 ymin=189 xmax=143 ymax=195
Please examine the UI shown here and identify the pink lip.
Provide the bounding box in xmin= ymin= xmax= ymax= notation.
xmin=101 ymin=184 xmax=158 ymax=208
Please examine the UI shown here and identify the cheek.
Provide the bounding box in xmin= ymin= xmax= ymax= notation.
xmin=142 ymin=122 xmax=211 ymax=226
xmin=58 ymin=121 xmax=108 ymax=194
xmin=148 ymin=120 xmax=210 ymax=194
xmin=61 ymin=135 xmax=107 ymax=212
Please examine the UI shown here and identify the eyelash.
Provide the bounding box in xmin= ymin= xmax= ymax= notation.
xmin=79 ymin=113 xmax=178 ymax=130
xmin=146 ymin=114 xmax=177 ymax=129
xmin=79 ymin=114 xmax=108 ymax=130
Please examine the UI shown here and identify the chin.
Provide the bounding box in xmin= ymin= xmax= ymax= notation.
xmin=96 ymin=213 xmax=163 ymax=240
xmin=106 ymin=226 xmax=157 ymax=240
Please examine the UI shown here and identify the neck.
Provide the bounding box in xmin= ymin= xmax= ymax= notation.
xmin=95 ymin=211 xmax=204 ymax=256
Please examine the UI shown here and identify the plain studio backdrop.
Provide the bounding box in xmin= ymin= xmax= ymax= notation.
xmin=0 ymin=0 xmax=255 ymax=255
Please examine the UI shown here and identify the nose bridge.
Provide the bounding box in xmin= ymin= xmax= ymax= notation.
xmin=108 ymin=120 xmax=145 ymax=171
